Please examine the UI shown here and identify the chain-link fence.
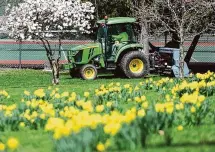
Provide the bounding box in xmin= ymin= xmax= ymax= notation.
xmin=0 ymin=39 xmax=93 ymax=69
xmin=187 ymin=34 xmax=215 ymax=63
xmin=0 ymin=34 xmax=214 ymax=69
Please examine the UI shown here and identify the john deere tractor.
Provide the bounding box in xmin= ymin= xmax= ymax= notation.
xmin=64 ymin=17 xmax=149 ymax=80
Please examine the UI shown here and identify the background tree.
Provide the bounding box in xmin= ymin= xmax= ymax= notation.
xmin=145 ymin=0 xmax=214 ymax=78
xmin=210 ymin=2 xmax=215 ymax=30
xmin=88 ymin=0 xmax=133 ymax=20
xmin=5 ymin=0 xmax=94 ymax=85
xmin=131 ymin=0 xmax=154 ymax=73
xmin=0 ymin=0 xmax=23 ymax=37
xmin=0 ymin=0 xmax=23 ymax=16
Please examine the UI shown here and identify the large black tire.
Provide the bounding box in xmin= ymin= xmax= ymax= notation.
xmin=80 ymin=64 xmax=98 ymax=80
xmin=120 ymin=51 xmax=149 ymax=78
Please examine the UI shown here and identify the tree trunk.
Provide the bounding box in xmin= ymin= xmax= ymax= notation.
xmin=179 ymin=28 xmax=185 ymax=78
xmin=142 ymin=25 xmax=149 ymax=56
xmin=39 ymin=38 xmax=61 ymax=85
xmin=140 ymin=21 xmax=150 ymax=74
xmin=50 ymin=59 xmax=60 ymax=85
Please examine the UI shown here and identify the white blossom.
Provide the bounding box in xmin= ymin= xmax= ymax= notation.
xmin=5 ymin=0 xmax=95 ymax=40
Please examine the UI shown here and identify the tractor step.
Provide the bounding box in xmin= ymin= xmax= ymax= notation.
xmin=106 ymin=61 xmax=116 ymax=69
xmin=106 ymin=67 xmax=116 ymax=70
xmin=107 ymin=59 xmax=115 ymax=62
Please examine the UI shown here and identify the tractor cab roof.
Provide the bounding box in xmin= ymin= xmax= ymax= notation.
xmin=97 ymin=17 xmax=136 ymax=25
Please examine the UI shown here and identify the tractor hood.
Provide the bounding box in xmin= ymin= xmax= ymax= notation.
xmin=71 ymin=43 xmax=100 ymax=51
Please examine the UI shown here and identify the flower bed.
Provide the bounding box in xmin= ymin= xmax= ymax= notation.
xmin=0 ymin=71 xmax=215 ymax=152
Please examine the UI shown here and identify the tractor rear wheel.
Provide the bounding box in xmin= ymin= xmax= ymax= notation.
xmin=120 ymin=51 xmax=148 ymax=78
xmin=80 ymin=64 xmax=97 ymax=80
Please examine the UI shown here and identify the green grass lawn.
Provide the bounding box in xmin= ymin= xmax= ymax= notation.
xmin=0 ymin=69 xmax=215 ymax=152
xmin=0 ymin=69 xmax=153 ymax=103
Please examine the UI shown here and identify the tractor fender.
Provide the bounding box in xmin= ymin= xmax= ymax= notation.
xmin=114 ymin=43 xmax=144 ymax=63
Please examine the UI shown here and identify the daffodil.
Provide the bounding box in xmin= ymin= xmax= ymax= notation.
xmin=137 ymin=109 xmax=146 ymax=117
xmin=19 ymin=122 xmax=25 ymax=128
xmin=96 ymin=142 xmax=105 ymax=152
xmin=155 ymin=103 xmax=165 ymax=113
xmin=142 ymin=102 xmax=149 ymax=109
xmin=177 ymin=125 xmax=183 ymax=131
xmin=106 ymin=102 xmax=113 ymax=108
xmin=0 ymin=142 xmax=5 ymax=151
xmin=84 ymin=92 xmax=90 ymax=98
xmin=190 ymin=106 xmax=196 ymax=113
xmin=34 ymin=89 xmax=45 ymax=98
xmin=96 ymin=105 xmax=105 ymax=113
xmin=24 ymin=90 xmax=30 ymax=96
xmin=7 ymin=138 xmax=19 ymax=151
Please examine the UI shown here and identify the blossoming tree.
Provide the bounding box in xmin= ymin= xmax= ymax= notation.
xmin=5 ymin=0 xmax=94 ymax=84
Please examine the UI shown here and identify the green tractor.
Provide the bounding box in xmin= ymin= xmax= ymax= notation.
xmin=64 ymin=17 xmax=148 ymax=80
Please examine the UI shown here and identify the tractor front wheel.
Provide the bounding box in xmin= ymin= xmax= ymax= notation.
xmin=80 ymin=64 xmax=97 ymax=80
xmin=120 ymin=51 xmax=148 ymax=78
